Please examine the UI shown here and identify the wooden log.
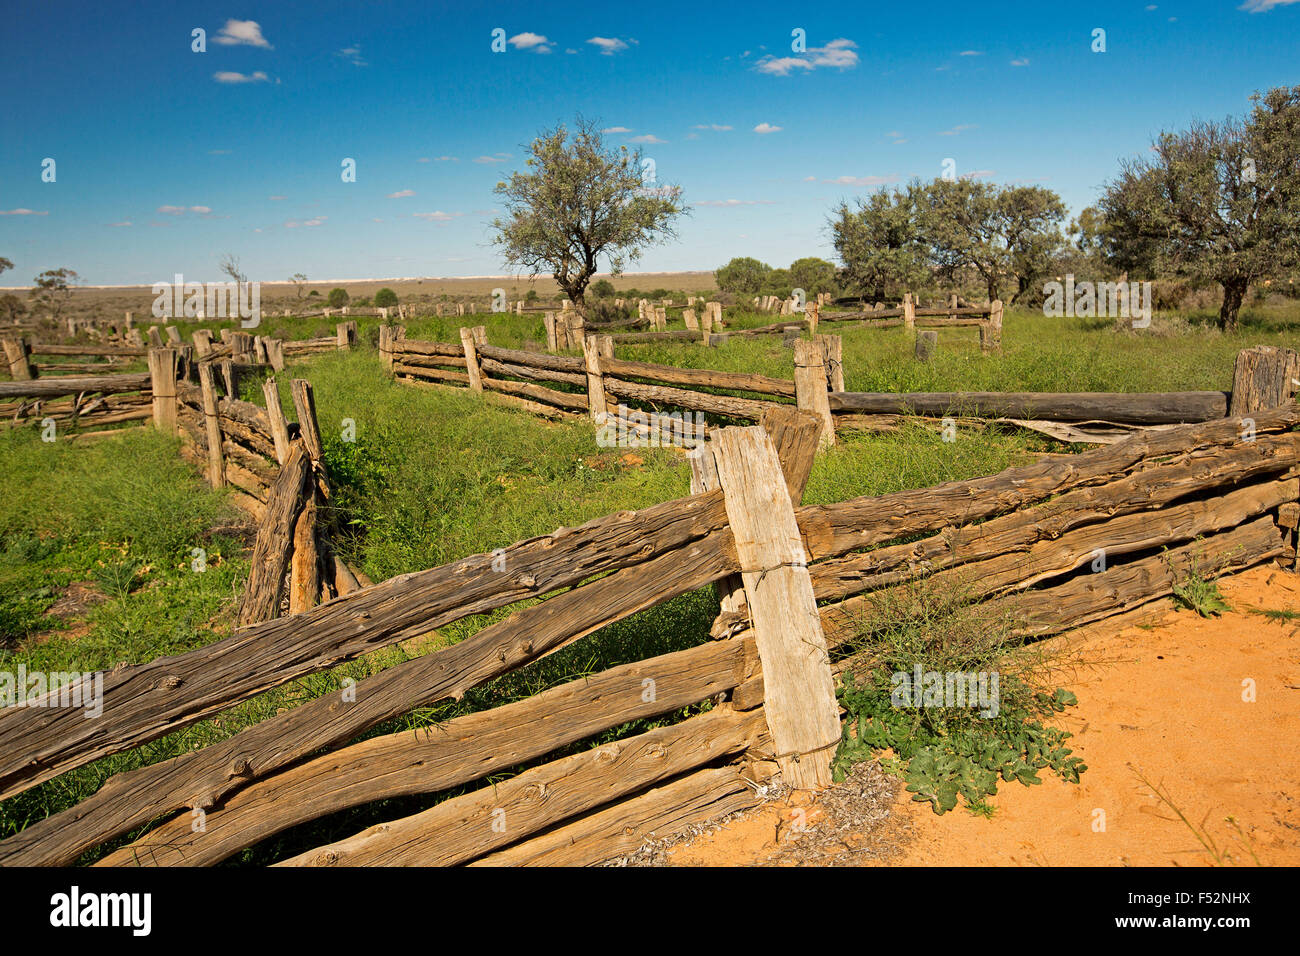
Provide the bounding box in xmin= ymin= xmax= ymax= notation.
xmin=793 ymin=338 xmax=834 ymax=447
xmin=710 ymin=427 xmax=838 ymax=789
xmin=796 ymin=405 xmax=1300 ymax=561
xmin=477 ymin=357 xmax=582 ymax=385
xmin=0 ymin=490 xmax=732 ymax=827
xmin=915 ymin=329 xmax=938 ymax=361
xmin=469 ymin=765 xmax=761 ymax=867
xmin=604 ymin=376 xmax=778 ymax=421
xmin=480 ymin=375 xmax=589 ymax=412
xmin=811 ymin=435 xmax=1299 ymax=601
xmin=262 ymin=378 xmax=290 ymax=465
xmin=829 ymin=390 xmax=1228 ymax=424
xmin=197 ymin=363 xmax=226 ymax=488
xmin=28 ymin=343 xmax=145 ymax=357
xmin=237 ymin=443 xmax=310 ymax=627
xmin=290 ymin=379 xmax=323 ymax=463
xmin=97 ymin=635 xmax=749 ymax=867
xmin=191 ymin=330 xmax=213 ymax=358
xmin=602 ymin=357 xmax=796 ymax=399
xmin=146 ymin=348 xmax=178 ymax=433
xmin=289 ymin=494 xmax=319 ymax=616
xmin=1230 ymin=346 xmax=1300 ymax=416
xmin=0 ymin=373 xmax=150 ymax=400
xmin=220 ymin=359 xmax=236 ymax=400
xmin=277 ymin=707 xmax=764 ymax=867
xmin=391 ymin=339 xmax=464 ymax=358
xmin=396 ymin=352 xmax=469 ymax=370
xmin=610 ymin=330 xmax=700 ymax=344
xmin=394 ymin=364 xmax=471 ymax=385
xmin=265 ymin=337 xmax=285 ymax=372
xmin=474 ymin=344 xmax=585 ymax=373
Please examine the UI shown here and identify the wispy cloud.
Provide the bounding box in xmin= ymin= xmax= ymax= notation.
xmin=959 ymin=50 xmax=983 ymax=56
xmin=753 ymin=122 xmax=782 ymax=134
xmin=961 ymin=169 xmax=996 ymax=180
xmin=387 ymin=189 xmax=416 ymax=198
xmin=628 ymin=134 xmax=666 ymax=144
xmin=938 ymin=124 xmax=977 ymax=136
xmin=587 ymin=37 xmax=629 ymax=55
xmin=106 ymin=220 xmax=132 ymax=227
xmin=1240 ymin=0 xmax=1299 ymax=10
xmin=473 ymin=153 xmax=511 ymax=164
xmin=694 ymin=199 xmax=777 ymax=207
xmin=1010 ymin=57 xmax=1030 ymax=67
xmin=602 ymin=126 xmax=633 ymax=133
xmin=268 ymin=195 xmax=286 ymax=201
xmin=414 ymin=211 xmax=463 ymax=222
xmin=214 ymin=19 xmax=272 ymax=48
xmin=692 ymin=124 xmax=733 ymax=131
xmin=157 ymin=205 xmax=212 ymax=216
xmin=418 ymin=156 xmax=458 ymax=163
xmin=755 ymin=38 xmax=858 ymax=76
xmin=823 ymin=175 xmax=898 ymax=186
xmin=213 ymin=71 xmax=269 ymax=84
xmin=0 ymin=208 xmax=48 ymax=216
xmin=285 ymin=216 xmax=327 ymax=228
xmin=336 ymin=46 xmax=367 ymax=66
xmin=509 ymin=32 xmax=553 ymax=53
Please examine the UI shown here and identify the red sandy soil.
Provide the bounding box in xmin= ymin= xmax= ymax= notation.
xmin=668 ymin=564 xmax=1300 ymax=867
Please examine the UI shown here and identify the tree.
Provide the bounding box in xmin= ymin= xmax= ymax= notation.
xmin=787 ymin=257 xmax=838 ymax=297
xmin=290 ymin=273 xmax=309 ymax=299
xmin=327 ymin=287 xmax=350 ymax=308
xmin=715 ymin=257 xmax=772 ymax=295
xmin=0 ymin=294 xmax=25 ymax=323
xmin=591 ymin=279 xmax=616 ymax=298
xmin=919 ymin=179 xmax=1065 ymax=303
xmin=492 ymin=118 xmax=688 ymax=309
xmin=219 ymin=254 xmax=247 ymax=297
xmin=0 ymin=257 xmax=13 ymax=277
xmin=1099 ymin=85 xmax=1300 ymax=330
xmin=30 ymin=268 xmax=80 ymax=319
xmin=761 ymin=268 xmax=792 ymax=298
xmin=829 ymin=185 xmax=930 ymax=301
xmin=374 ymin=287 xmax=398 ymax=308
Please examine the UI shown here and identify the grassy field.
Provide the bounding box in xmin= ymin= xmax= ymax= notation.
xmin=1 ymin=295 xmax=1296 ymax=861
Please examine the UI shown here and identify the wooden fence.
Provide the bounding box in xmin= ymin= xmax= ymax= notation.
xmin=0 ymin=369 xmax=1295 ymax=865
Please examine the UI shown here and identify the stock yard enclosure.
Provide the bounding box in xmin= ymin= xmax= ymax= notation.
xmin=1 ymin=301 xmax=1297 ymax=867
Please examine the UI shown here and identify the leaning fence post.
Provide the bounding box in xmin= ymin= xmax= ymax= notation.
xmin=192 ymin=329 xmax=213 ymax=359
xmin=815 ymin=333 xmax=844 ymax=392
xmin=793 ymin=339 xmax=835 ymax=448
xmin=709 ymin=426 xmax=840 ymax=790
xmin=460 ymin=327 xmax=483 ymax=392
xmin=1 ymin=337 xmax=35 ymax=381
xmin=262 ymin=377 xmax=291 ymax=465
xmin=197 ymin=362 xmax=226 ymax=488
xmin=147 ymin=347 xmax=178 ymax=434
xmin=582 ymin=334 xmax=610 ymax=425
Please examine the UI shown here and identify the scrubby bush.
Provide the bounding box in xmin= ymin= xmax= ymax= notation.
xmin=327 ymin=287 xmax=350 ymax=308
xmin=374 ymin=288 xmax=398 ymax=308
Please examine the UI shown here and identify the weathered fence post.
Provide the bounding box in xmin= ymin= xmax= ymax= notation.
xmin=1 ymin=337 xmax=34 ymax=381
xmin=582 ymin=334 xmax=609 ymax=425
xmin=807 ymin=301 xmax=819 ymax=336
xmin=147 ymin=327 xmax=165 ymax=349
xmin=460 ymin=326 xmax=483 ymax=392
xmin=220 ymin=359 xmax=237 ymax=400
xmin=164 ymin=326 xmax=181 ymax=346
xmin=948 ymin=292 xmax=958 ymax=324
xmin=237 ymin=443 xmax=310 ymax=627
xmin=903 ymin=292 xmax=915 ymax=332
xmin=262 ymin=378 xmax=291 ymax=465
xmin=336 ymin=321 xmax=356 ymax=350
xmin=793 ymin=339 xmax=835 ymax=448
xmin=265 ymin=337 xmax=285 ymax=372
xmin=915 ymin=329 xmax=938 ymax=361
xmin=289 ymin=493 xmax=319 ymax=616
xmin=709 ymin=426 xmax=840 ymax=790
xmin=815 ymin=333 xmax=844 ymax=392
xmin=981 ymin=300 xmax=1003 ymax=352
xmin=1230 ymin=346 xmax=1300 ymax=416
xmin=290 ymin=379 xmax=324 ymax=465
xmin=683 ymin=308 xmax=698 ymax=331
xmin=197 ymin=362 xmax=226 ymax=488
xmin=147 ymin=347 xmax=178 ymax=434
xmin=543 ymin=312 xmax=558 ymax=351
xmin=192 ymin=329 xmax=213 ymax=359
xmin=378 ymin=324 xmax=394 ymax=370
xmin=701 ymin=304 xmax=714 ymax=345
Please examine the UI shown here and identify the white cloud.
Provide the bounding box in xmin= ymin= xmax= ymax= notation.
xmin=692 ymin=124 xmax=733 ymax=131
xmin=565 ymin=48 xmax=578 ymax=54
xmin=959 ymin=50 xmax=983 ymax=56
xmin=509 ymin=32 xmax=553 ymax=53
xmin=388 ymin=189 xmax=416 ymax=198
xmin=694 ymin=199 xmax=777 ymax=207
xmin=285 ymin=216 xmax=327 ymax=228
xmin=414 ymin=211 xmax=461 ymax=221
xmin=0 ymin=208 xmax=48 ymax=216
xmin=961 ymin=169 xmax=996 ymax=180
xmin=587 ymin=37 xmax=629 ymax=55
xmin=938 ymin=124 xmax=977 ymax=136
xmin=1010 ymin=57 xmax=1030 ymax=67
xmin=190 ymin=205 xmax=212 ymax=215
xmin=1240 ymin=0 xmax=1299 ymax=10
xmin=213 ymin=71 xmax=269 ymax=84
xmin=473 ymin=154 xmax=510 ymax=164
xmin=602 ymin=126 xmax=633 ymax=133
xmin=107 ymin=220 xmax=132 ymax=227
xmin=756 ymin=37 xmax=858 ymax=75
xmin=628 ymin=134 xmax=666 ymax=144
xmin=336 ymin=46 xmax=367 ymax=66
xmin=156 ymin=205 xmax=212 ymax=216
xmin=214 ymin=19 xmax=272 ymax=48
xmin=753 ymin=123 xmax=782 ymax=134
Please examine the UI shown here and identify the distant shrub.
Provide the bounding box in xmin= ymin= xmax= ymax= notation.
xmin=374 ymin=288 xmax=398 ymax=307
xmin=327 ymin=288 xmax=350 ymax=308
xmin=591 ymin=279 xmax=616 ymax=298
xmin=309 ymin=290 xmax=321 ymax=297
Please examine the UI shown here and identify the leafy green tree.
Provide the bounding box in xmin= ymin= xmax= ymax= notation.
xmin=30 ymin=268 xmax=80 ymax=318
xmin=0 ymin=257 xmax=13 ymax=277
xmin=1099 ymin=85 xmax=1300 ymax=329
xmin=591 ymin=279 xmax=616 ymax=298
xmin=374 ymin=287 xmax=399 ymax=308
xmin=492 ymin=117 xmax=687 ymax=309
xmin=829 ymin=185 xmax=930 ymax=301
xmin=761 ymin=268 xmax=792 ymax=298
xmin=714 ymin=256 xmax=772 ymax=295
xmin=919 ymin=179 xmax=1066 ymax=303
xmin=327 ymin=287 xmax=350 ymax=308
xmin=0 ymin=293 xmax=25 ymax=323
xmin=787 ymin=257 xmax=838 ymax=297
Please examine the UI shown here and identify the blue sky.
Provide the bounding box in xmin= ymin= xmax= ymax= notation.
xmin=2 ymin=0 xmax=1298 ymax=286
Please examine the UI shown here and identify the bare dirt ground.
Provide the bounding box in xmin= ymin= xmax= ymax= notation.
xmin=663 ymin=563 xmax=1300 ymax=867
